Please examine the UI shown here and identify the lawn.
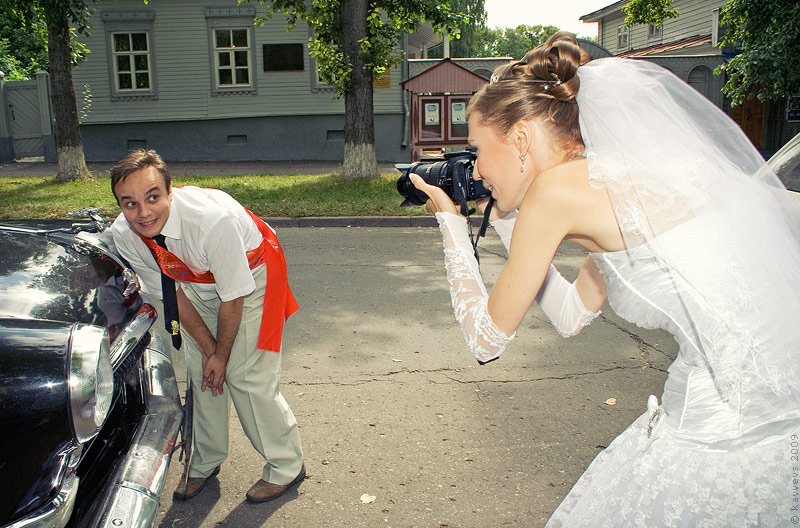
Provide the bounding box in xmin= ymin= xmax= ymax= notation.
xmin=0 ymin=172 xmax=426 ymax=219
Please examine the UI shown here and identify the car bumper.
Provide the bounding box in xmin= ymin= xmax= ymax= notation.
xmin=89 ymin=345 xmax=183 ymax=528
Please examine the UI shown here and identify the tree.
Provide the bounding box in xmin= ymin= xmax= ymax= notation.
xmin=717 ymin=0 xmax=800 ymax=105
xmin=455 ymin=24 xmax=560 ymax=60
xmin=622 ymin=0 xmax=678 ymax=28
xmin=4 ymin=0 xmax=91 ymax=181
xmin=0 ymin=5 xmax=49 ymax=80
xmin=247 ymin=0 xmax=466 ymax=179
xmin=448 ymin=0 xmax=486 ymax=58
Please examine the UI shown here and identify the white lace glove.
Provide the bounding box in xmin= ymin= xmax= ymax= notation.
xmin=536 ymin=264 xmax=601 ymax=337
xmin=435 ymin=212 xmax=514 ymax=364
xmin=489 ymin=210 xmax=518 ymax=253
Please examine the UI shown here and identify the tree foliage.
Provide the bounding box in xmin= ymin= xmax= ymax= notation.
xmin=717 ymin=0 xmax=800 ymax=104
xmin=448 ymin=0 xmax=486 ymax=58
xmin=0 ymin=5 xmax=49 ymax=80
xmin=0 ymin=1 xmax=91 ymax=80
xmin=622 ymin=0 xmax=679 ymax=28
xmin=454 ymin=24 xmax=560 ymax=59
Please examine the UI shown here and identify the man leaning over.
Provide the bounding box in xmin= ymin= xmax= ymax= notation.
xmin=109 ymin=149 xmax=305 ymax=502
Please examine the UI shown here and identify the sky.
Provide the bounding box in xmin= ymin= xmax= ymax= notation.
xmin=483 ymin=0 xmax=614 ymax=38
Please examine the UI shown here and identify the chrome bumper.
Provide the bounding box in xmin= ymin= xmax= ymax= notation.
xmin=90 ymin=345 xmax=183 ymax=528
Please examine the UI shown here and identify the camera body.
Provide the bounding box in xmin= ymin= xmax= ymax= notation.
xmin=396 ymin=150 xmax=490 ymax=208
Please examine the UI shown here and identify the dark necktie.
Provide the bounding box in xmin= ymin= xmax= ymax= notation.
xmin=153 ymin=234 xmax=182 ymax=350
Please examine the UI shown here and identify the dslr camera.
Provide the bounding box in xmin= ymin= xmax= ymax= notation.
xmin=396 ymin=150 xmax=491 ymax=210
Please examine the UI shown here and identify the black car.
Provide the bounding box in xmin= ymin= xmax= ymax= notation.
xmin=0 ymin=211 xmax=183 ymax=528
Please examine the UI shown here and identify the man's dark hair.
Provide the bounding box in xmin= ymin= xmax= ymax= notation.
xmin=110 ymin=149 xmax=171 ymax=202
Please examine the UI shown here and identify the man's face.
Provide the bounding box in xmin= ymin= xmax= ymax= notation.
xmin=114 ymin=166 xmax=172 ymax=238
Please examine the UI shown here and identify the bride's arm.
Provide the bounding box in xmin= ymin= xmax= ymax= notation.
xmin=415 ymin=172 xmax=605 ymax=363
xmin=489 ymin=207 xmax=604 ymax=338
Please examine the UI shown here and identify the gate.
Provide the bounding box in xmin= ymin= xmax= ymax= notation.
xmin=0 ymin=71 xmax=55 ymax=162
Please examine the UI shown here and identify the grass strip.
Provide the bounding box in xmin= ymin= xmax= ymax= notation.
xmin=0 ymin=172 xmax=427 ymax=219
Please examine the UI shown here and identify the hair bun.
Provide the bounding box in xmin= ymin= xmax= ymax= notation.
xmin=523 ymin=31 xmax=588 ymax=103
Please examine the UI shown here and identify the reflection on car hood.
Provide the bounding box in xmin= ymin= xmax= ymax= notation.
xmin=0 ymin=228 xmax=130 ymax=328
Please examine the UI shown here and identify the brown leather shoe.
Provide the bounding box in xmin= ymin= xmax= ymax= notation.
xmin=245 ymin=465 xmax=306 ymax=503
xmin=173 ymin=465 xmax=220 ymax=500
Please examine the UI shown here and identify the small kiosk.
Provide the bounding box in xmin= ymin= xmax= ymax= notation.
xmin=402 ymin=59 xmax=489 ymax=161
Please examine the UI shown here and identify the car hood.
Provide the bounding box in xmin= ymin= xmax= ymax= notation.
xmin=0 ymin=227 xmax=132 ymax=328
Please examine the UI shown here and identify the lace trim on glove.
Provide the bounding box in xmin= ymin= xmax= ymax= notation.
xmin=552 ymin=308 xmax=601 ymax=338
xmin=436 ymin=213 xmax=514 ymax=363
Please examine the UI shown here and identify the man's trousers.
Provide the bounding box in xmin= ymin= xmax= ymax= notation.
xmin=182 ymin=264 xmax=304 ymax=485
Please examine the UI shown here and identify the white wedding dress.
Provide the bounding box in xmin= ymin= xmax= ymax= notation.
xmin=547 ymin=212 xmax=800 ymax=527
xmin=434 ymin=58 xmax=800 ymax=527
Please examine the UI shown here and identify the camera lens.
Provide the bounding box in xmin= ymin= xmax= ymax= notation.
xmin=396 ymin=161 xmax=449 ymax=207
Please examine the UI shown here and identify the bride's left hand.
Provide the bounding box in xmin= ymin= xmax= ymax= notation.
xmin=409 ymin=174 xmax=459 ymax=215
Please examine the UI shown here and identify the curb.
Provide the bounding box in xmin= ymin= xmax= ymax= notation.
xmin=264 ymin=216 xmax=438 ymax=228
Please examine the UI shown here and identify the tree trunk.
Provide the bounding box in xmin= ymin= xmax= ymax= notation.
xmin=45 ymin=7 xmax=89 ymax=182
xmin=339 ymin=0 xmax=378 ymax=179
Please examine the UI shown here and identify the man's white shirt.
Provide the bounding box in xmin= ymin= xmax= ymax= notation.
xmin=111 ymin=186 xmax=265 ymax=302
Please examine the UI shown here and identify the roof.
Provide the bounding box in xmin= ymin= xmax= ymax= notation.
xmin=580 ymin=0 xmax=627 ymax=22
xmin=401 ymin=58 xmax=488 ymax=93
xmin=618 ymin=34 xmax=718 ymax=57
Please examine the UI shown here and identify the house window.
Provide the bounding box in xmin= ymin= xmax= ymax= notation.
xmin=312 ymin=63 xmax=337 ymax=92
xmin=112 ymin=32 xmax=151 ymax=92
xmin=205 ymin=7 xmax=257 ymax=95
xmin=647 ymin=24 xmax=662 ymax=40
xmin=617 ymin=24 xmax=630 ymax=50
xmin=214 ymin=29 xmax=252 ymax=87
xmin=101 ymin=11 xmax=157 ymax=101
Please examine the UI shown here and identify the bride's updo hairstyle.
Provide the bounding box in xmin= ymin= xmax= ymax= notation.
xmin=467 ymin=32 xmax=591 ymax=155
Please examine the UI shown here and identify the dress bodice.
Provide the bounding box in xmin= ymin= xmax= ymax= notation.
xmin=590 ymin=215 xmax=800 ymax=449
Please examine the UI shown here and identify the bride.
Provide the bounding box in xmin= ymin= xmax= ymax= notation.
xmin=411 ymin=31 xmax=800 ymax=526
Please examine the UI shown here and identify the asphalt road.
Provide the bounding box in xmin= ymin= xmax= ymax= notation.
xmin=151 ymin=225 xmax=679 ymax=528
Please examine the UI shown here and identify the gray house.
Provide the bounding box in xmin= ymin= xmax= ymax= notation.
xmin=581 ymin=0 xmax=798 ymax=154
xmin=67 ymin=0 xmax=431 ymax=163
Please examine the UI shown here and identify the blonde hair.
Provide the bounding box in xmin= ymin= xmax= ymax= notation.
xmin=467 ymin=32 xmax=591 ymax=155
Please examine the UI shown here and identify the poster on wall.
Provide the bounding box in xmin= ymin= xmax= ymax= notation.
xmin=451 ymin=102 xmax=466 ymax=124
xmin=424 ymin=103 xmax=440 ymax=125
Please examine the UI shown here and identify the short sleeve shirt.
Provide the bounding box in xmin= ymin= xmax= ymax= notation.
xmin=111 ymin=186 xmax=264 ymax=302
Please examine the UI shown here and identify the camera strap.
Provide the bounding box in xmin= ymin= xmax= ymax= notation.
xmin=469 ymin=197 xmax=495 ymax=264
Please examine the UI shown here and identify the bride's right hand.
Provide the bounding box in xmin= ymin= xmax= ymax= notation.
xmin=410 ymin=174 xmax=460 ymax=216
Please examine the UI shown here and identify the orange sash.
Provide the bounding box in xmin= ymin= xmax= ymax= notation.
xmin=139 ymin=208 xmax=298 ymax=352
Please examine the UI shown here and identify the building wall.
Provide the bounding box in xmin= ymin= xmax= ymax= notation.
xmin=79 ymin=113 xmax=409 ymax=162
xmin=598 ymin=0 xmax=725 ymax=54
xmin=72 ymin=0 xmax=407 ymax=162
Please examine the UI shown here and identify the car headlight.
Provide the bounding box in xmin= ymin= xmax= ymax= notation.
xmin=69 ymin=324 xmax=114 ymax=443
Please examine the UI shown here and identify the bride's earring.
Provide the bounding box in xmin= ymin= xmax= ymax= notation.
xmin=519 ymin=153 xmax=526 ymax=173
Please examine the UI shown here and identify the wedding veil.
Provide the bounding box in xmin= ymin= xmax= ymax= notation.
xmin=576 ymin=58 xmax=800 ymax=436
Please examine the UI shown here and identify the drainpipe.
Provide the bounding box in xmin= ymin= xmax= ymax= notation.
xmin=401 ymin=34 xmax=410 ymax=150
xmin=443 ymin=33 xmax=450 ymax=58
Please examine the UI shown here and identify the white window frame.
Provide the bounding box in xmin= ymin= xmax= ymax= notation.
xmin=617 ymin=24 xmax=630 ymax=50
xmin=213 ymin=28 xmax=252 ymax=89
xmin=311 ymin=59 xmax=337 ymax=93
xmin=647 ymin=24 xmax=662 ymax=41
xmin=206 ymin=7 xmax=257 ymax=96
xmin=101 ymin=11 xmax=157 ymax=101
xmin=112 ymin=32 xmax=152 ymax=93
